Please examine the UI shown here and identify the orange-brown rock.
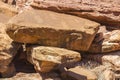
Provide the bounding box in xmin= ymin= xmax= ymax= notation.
xmin=62 ymin=66 xmax=97 ymax=80
xmin=26 ymin=46 xmax=81 ymax=73
xmin=0 ymin=1 xmax=17 ymax=23
xmin=31 ymin=0 xmax=120 ymax=29
xmin=0 ymin=1 xmax=17 ymax=17
xmin=89 ymin=29 xmax=120 ymax=53
xmin=6 ymin=9 xmax=99 ymax=51
xmin=0 ymin=23 xmax=21 ymax=73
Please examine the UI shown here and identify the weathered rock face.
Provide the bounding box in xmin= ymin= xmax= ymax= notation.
xmin=26 ymin=46 xmax=81 ymax=72
xmin=62 ymin=66 xmax=97 ymax=80
xmin=103 ymin=69 xmax=115 ymax=80
xmin=15 ymin=0 xmax=33 ymax=13
xmin=102 ymin=51 xmax=120 ymax=69
xmin=82 ymin=51 xmax=120 ymax=71
xmin=31 ymin=0 xmax=120 ymax=29
xmin=6 ymin=9 xmax=99 ymax=51
xmin=2 ymin=73 xmax=42 ymax=80
xmin=0 ymin=23 xmax=21 ymax=73
xmin=92 ymin=65 xmax=116 ymax=80
xmin=89 ymin=29 xmax=120 ymax=53
xmin=0 ymin=1 xmax=17 ymax=23
xmin=0 ymin=1 xmax=17 ymax=17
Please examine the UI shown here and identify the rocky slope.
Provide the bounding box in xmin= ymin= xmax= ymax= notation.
xmin=0 ymin=0 xmax=119 ymax=80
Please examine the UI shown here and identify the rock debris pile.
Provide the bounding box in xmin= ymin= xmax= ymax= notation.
xmin=0 ymin=0 xmax=120 ymax=80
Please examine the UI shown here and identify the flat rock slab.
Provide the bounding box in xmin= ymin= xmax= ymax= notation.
xmin=65 ymin=66 xmax=97 ymax=80
xmin=26 ymin=46 xmax=81 ymax=72
xmin=31 ymin=0 xmax=120 ymax=29
xmin=6 ymin=9 xmax=99 ymax=51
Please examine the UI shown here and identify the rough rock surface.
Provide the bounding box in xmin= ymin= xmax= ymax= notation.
xmin=89 ymin=29 xmax=120 ymax=53
xmin=26 ymin=46 xmax=81 ymax=72
xmin=0 ymin=23 xmax=21 ymax=74
xmin=62 ymin=66 xmax=97 ymax=80
xmin=31 ymin=0 xmax=120 ymax=29
xmin=0 ymin=1 xmax=17 ymax=23
xmin=0 ymin=73 xmax=42 ymax=80
xmin=82 ymin=51 xmax=120 ymax=70
xmin=102 ymin=51 xmax=120 ymax=69
xmin=92 ymin=65 xmax=116 ymax=80
xmin=0 ymin=72 xmax=63 ymax=80
xmin=0 ymin=13 xmax=11 ymax=23
xmin=0 ymin=1 xmax=17 ymax=17
xmin=103 ymin=69 xmax=115 ymax=80
xmin=6 ymin=9 xmax=99 ymax=51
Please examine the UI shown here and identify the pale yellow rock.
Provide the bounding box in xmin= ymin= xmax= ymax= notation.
xmin=27 ymin=46 xmax=81 ymax=72
xmin=109 ymin=30 xmax=120 ymax=43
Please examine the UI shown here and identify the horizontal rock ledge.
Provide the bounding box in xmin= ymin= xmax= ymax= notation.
xmin=6 ymin=9 xmax=99 ymax=51
xmin=31 ymin=0 xmax=120 ymax=29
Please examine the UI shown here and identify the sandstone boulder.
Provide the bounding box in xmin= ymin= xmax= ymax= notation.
xmin=6 ymin=9 xmax=99 ymax=51
xmin=0 ymin=23 xmax=21 ymax=73
xmin=62 ymin=66 xmax=97 ymax=80
xmin=31 ymin=0 xmax=120 ymax=29
xmin=89 ymin=29 xmax=120 ymax=53
xmin=26 ymin=46 xmax=81 ymax=72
